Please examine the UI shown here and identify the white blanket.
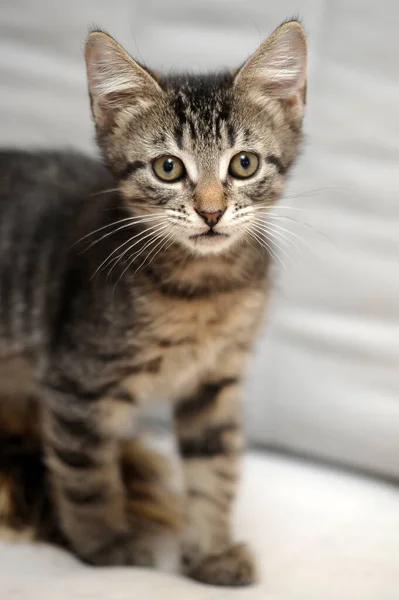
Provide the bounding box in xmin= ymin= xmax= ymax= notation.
xmin=1 ymin=452 xmax=398 ymax=600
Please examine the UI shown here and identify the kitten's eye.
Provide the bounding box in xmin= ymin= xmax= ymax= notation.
xmin=152 ymin=156 xmax=186 ymax=182
xmin=228 ymin=152 xmax=259 ymax=179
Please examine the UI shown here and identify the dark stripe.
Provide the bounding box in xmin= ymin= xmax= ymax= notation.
xmin=118 ymin=161 xmax=146 ymax=180
xmin=64 ymin=484 xmax=106 ymax=506
xmin=159 ymin=336 xmax=195 ymax=348
xmin=289 ymin=121 xmax=302 ymax=134
xmin=47 ymin=377 xmax=116 ymax=403
xmin=215 ymin=117 xmax=222 ymax=140
xmin=266 ymin=154 xmax=287 ymax=175
xmin=176 ymin=378 xmax=238 ymax=419
xmin=227 ymin=123 xmax=236 ymax=147
xmin=95 ymin=350 xmax=132 ymax=362
xmin=128 ymin=357 xmax=161 ymax=375
xmin=174 ymin=126 xmax=184 ymax=149
xmin=243 ymin=127 xmax=251 ymax=144
xmin=187 ymin=117 xmax=196 ymax=138
xmin=112 ymin=388 xmax=136 ymax=404
xmin=188 ymin=488 xmax=229 ymax=511
xmin=83 ymin=531 xmax=129 ymax=565
xmin=23 ymin=208 xmax=59 ymax=338
xmin=247 ymin=176 xmax=272 ymax=202
xmin=51 ymin=446 xmax=96 ymax=469
xmin=50 ymin=260 xmax=83 ymax=349
xmin=0 ymin=263 xmax=12 ymax=339
xmin=178 ymin=423 xmax=238 ymax=458
xmin=53 ymin=412 xmax=102 ymax=445
xmin=173 ymin=93 xmax=187 ymax=125
xmin=153 ymin=132 xmax=166 ymax=145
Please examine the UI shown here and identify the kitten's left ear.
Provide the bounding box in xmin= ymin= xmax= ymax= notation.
xmin=234 ymin=20 xmax=307 ymax=118
xmin=85 ymin=31 xmax=163 ymax=129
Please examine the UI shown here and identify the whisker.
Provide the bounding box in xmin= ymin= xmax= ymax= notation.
xmin=113 ymin=229 xmax=168 ymax=288
xmin=88 ymin=187 xmax=120 ymax=198
xmin=238 ymin=205 xmax=339 ymax=248
xmin=249 ymin=214 xmax=316 ymax=254
xmin=250 ymin=224 xmax=298 ymax=267
xmin=250 ymin=205 xmax=307 ymax=213
xmin=246 ymin=236 xmax=265 ymax=261
xmin=251 ymin=221 xmax=302 ymax=255
xmin=91 ymin=222 xmax=170 ymax=280
xmin=105 ymin=224 xmax=170 ymax=280
xmin=127 ymin=231 xmax=167 ymax=270
xmin=261 ymin=220 xmax=315 ymax=253
xmin=248 ymin=228 xmax=286 ymax=271
xmin=283 ymin=186 xmax=348 ymax=200
xmin=76 ymin=213 xmax=166 ymax=245
xmin=132 ymin=232 xmax=175 ymax=276
xmin=83 ymin=215 xmax=166 ymax=252
xmin=261 ymin=213 xmax=339 ymax=247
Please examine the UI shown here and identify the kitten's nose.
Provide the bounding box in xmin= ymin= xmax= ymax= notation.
xmin=196 ymin=209 xmax=225 ymax=227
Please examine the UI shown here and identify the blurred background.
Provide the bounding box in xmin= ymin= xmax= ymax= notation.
xmin=1 ymin=0 xmax=399 ymax=480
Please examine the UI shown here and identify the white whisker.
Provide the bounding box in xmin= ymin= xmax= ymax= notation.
xmin=264 ymin=213 xmax=339 ymax=247
xmin=84 ymin=215 xmax=167 ymax=252
xmin=77 ymin=213 xmax=165 ymax=245
xmin=133 ymin=232 xmax=175 ymax=276
xmin=88 ymin=187 xmax=120 ymax=198
xmin=251 ymin=221 xmax=301 ymax=255
xmin=248 ymin=228 xmax=286 ymax=271
xmin=248 ymin=214 xmax=314 ymax=254
xmin=91 ymin=222 xmax=170 ymax=280
xmin=262 ymin=220 xmax=314 ymax=253
xmin=113 ymin=229 xmax=169 ymax=288
xmin=251 ymin=205 xmax=306 ymax=213
xmin=250 ymin=224 xmax=298 ymax=267
xmin=105 ymin=224 xmax=170 ymax=280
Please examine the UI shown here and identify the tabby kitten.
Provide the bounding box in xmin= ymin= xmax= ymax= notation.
xmin=0 ymin=20 xmax=307 ymax=586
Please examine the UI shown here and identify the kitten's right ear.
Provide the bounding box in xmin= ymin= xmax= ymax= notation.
xmin=85 ymin=31 xmax=162 ymax=129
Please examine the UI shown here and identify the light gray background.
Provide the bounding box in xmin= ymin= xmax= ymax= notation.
xmin=1 ymin=0 xmax=399 ymax=477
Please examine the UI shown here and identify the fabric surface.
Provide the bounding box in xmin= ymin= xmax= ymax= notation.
xmin=1 ymin=1 xmax=399 ymax=474
xmin=1 ymin=451 xmax=399 ymax=600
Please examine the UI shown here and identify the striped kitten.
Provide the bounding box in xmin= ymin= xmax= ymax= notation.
xmin=0 ymin=20 xmax=307 ymax=586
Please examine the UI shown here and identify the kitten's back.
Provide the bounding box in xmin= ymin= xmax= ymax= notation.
xmin=0 ymin=150 xmax=113 ymax=353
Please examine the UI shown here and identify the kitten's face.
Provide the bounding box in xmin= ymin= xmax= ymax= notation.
xmin=86 ymin=22 xmax=307 ymax=257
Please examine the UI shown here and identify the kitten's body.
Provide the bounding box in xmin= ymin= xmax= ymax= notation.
xmin=0 ymin=22 xmax=307 ymax=586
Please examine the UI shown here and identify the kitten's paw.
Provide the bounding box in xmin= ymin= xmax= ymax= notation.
xmin=81 ymin=532 xmax=131 ymax=566
xmin=185 ymin=542 xmax=258 ymax=587
xmin=80 ymin=533 xmax=156 ymax=568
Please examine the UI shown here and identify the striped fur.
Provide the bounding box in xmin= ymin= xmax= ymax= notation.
xmin=0 ymin=20 xmax=307 ymax=586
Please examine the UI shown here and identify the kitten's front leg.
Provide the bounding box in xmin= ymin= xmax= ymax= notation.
xmin=174 ymin=372 xmax=257 ymax=586
xmin=42 ymin=383 xmax=144 ymax=566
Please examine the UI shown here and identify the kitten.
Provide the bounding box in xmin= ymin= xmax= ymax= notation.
xmin=0 ymin=20 xmax=307 ymax=586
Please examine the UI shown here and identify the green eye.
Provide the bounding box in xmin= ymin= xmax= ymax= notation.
xmin=228 ymin=152 xmax=259 ymax=179
xmin=152 ymin=155 xmax=186 ymax=182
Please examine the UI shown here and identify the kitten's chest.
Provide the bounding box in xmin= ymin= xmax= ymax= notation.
xmin=124 ymin=288 xmax=265 ymax=403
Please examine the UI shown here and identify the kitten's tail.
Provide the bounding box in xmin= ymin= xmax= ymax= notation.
xmin=121 ymin=439 xmax=185 ymax=533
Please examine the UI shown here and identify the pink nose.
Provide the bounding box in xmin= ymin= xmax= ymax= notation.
xmin=196 ymin=209 xmax=225 ymax=227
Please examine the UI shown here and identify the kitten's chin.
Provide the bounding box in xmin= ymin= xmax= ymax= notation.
xmin=181 ymin=233 xmax=238 ymax=256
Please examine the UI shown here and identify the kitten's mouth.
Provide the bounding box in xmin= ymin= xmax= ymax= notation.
xmin=190 ymin=230 xmax=228 ymax=239
xmin=185 ymin=228 xmax=235 ymax=255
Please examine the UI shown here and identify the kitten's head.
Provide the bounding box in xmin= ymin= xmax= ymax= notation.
xmin=85 ymin=21 xmax=307 ymax=256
